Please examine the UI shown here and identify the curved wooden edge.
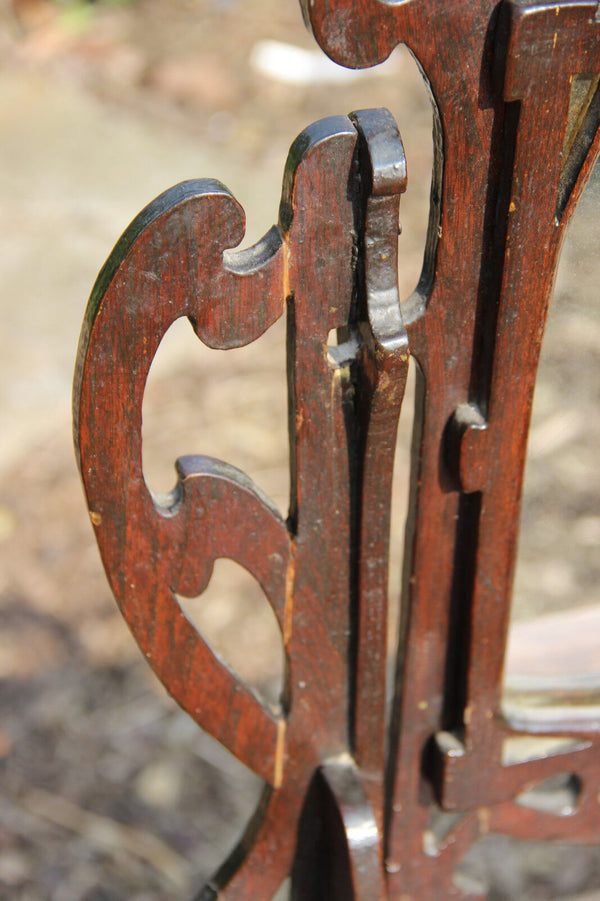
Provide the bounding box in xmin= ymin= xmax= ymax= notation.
xmin=73 ymin=178 xmax=289 ymax=782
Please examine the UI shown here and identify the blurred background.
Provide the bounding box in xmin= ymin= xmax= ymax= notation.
xmin=0 ymin=1 xmax=598 ymax=898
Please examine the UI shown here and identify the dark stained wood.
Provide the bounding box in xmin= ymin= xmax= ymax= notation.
xmin=75 ymin=111 xmax=408 ymax=897
xmin=351 ymin=108 xmax=409 ymax=838
xmin=303 ymin=0 xmax=600 ymax=897
xmin=74 ymin=0 xmax=600 ymax=896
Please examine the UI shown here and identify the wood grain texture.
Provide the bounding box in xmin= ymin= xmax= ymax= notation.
xmin=304 ymin=0 xmax=600 ymax=897
xmin=75 ymin=111 xmax=409 ymax=897
xmin=75 ymin=0 xmax=600 ymax=894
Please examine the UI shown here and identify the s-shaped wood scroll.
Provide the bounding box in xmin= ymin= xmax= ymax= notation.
xmin=74 ymin=109 xmax=409 ymax=899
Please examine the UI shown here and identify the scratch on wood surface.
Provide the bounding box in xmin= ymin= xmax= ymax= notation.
xmin=284 ymin=543 xmax=296 ymax=645
xmin=274 ymin=717 xmax=286 ymax=789
xmin=478 ymin=806 xmax=490 ymax=834
xmin=331 ymin=363 xmax=344 ymax=413
xmin=283 ymin=231 xmax=291 ymax=302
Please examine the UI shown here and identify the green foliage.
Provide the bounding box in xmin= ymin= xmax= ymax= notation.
xmin=48 ymin=0 xmax=138 ymax=34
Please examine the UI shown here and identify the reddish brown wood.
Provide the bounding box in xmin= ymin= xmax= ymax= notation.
xmin=75 ymin=110 xmax=408 ymax=898
xmin=303 ymin=0 xmax=600 ymax=897
xmin=74 ymin=0 xmax=600 ymax=897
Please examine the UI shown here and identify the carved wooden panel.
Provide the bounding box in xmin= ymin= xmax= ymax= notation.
xmin=300 ymin=0 xmax=600 ymax=895
xmin=74 ymin=1 xmax=600 ymax=897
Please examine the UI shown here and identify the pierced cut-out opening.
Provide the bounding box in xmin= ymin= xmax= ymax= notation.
xmin=142 ymin=315 xmax=289 ymax=516
xmin=423 ymin=806 xmax=464 ymax=858
xmin=563 ymin=74 xmax=600 ymax=163
xmin=177 ymin=558 xmax=285 ymax=709
xmin=558 ymin=75 xmax=600 ymax=215
xmin=271 ymin=877 xmax=291 ymax=900
xmin=326 ymin=325 xmax=360 ymax=368
xmin=397 ymin=48 xmax=441 ymax=310
xmin=516 ymin=773 xmax=582 ymax=817
xmin=386 ymin=358 xmax=416 ymax=719
xmin=505 ymin=153 xmax=600 ymax=720
xmin=327 ymin=327 xmax=340 ymax=348
xmin=501 ymin=734 xmax=590 ymax=767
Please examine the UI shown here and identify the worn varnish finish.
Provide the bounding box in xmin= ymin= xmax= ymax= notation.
xmin=75 ymin=110 xmax=408 ymax=898
xmin=302 ymin=0 xmax=600 ymax=896
xmin=74 ymin=0 xmax=600 ymax=897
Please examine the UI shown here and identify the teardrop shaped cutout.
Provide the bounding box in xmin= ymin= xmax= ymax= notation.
xmin=516 ymin=773 xmax=582 ymax=817
xmin=177 ymin=558 xmax=285 ymax=709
